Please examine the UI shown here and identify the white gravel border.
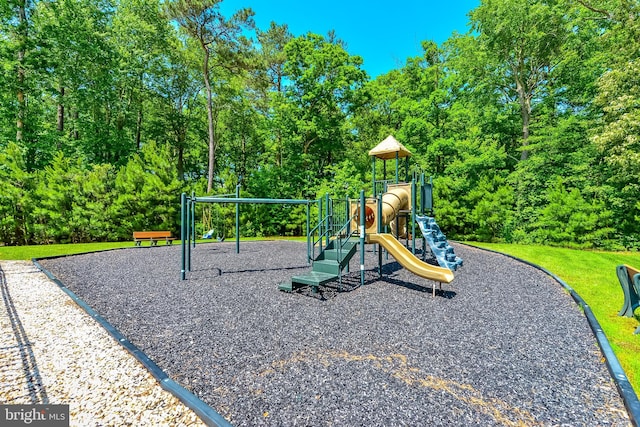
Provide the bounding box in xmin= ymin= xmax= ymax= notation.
xmin=0 ymin=260 xmax=206 ymax=426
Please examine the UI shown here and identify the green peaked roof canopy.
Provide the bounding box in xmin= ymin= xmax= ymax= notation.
xmin=368 ymin=135 xmax=412 ymax=160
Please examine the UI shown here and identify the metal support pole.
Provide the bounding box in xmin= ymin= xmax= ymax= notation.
xmin=180 ymin=193 xmax=186 ymax=280
xmin=383 ymin=160 xmax=387 ymax=184
xmin=405 ymin=156 xmax=409 ymax=182
xmin=318 ymin=197 xmax=323 ymax=252
xmin=345 ymin=195 xmax=350 ymax=273
xmin=186 ymin=197 xmax=191 ymax=272
xmin=306 ymin=202 xmax=311 ymax=264
xmin=412 ymin=179 xmax=416 ymax=255
xmin=395 ymin=152 xmax=399 ymax=184
xmin=325 ymin=193 xmax=330 ymax=247
xmin=188 ymin=197 xmax=193 ymax=271
xmin=420 ymin=173 xmax=425 ymax=215
xmin=421 ymin=175 xmax=427 ymax=259
xmin=378 ymin=193 xmax=383 ymax=278
xmin=372 ymin=156 xmax=376 ymax=196
xmin=235 ymin=184 xmax=240 ymax=254
xmin=359 ymin=190 xmax=365 ymax=287
xmin=191 ymin=192 xmax=196 ymax=249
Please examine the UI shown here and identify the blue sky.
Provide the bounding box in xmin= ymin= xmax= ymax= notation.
xmin=220 ymin=0 xmax=479 ymax=78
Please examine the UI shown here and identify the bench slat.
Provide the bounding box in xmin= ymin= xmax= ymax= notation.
xmin=133 ymin=231 xmax=173 ymax=239
xmin=133 ymin=231 xmax=175 ymax=246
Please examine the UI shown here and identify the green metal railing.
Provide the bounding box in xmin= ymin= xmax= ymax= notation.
xmin=308 ymin=194 xmax=355 ymax=254
xmin=306 ymin=195 xmax=357 ymax=290
xmin=373 ymin=179 xmax=392 ymax=197
xmin=308 ymin=215 xmax=332 ymax=261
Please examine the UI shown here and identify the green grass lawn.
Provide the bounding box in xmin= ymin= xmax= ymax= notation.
xmin=468 ymin=242 xmax=640 ymax=395
xmin=0 ymin=241 xmax=136 ymax=260
xmin=0 ymin=236 xmax=308 ymax=260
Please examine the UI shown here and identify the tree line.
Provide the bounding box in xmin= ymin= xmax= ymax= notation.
xmin=0 ymin=0 xmax=638 ymax=249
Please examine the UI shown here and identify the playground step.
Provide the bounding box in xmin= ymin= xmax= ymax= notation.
xmin=323 ymin=249 xmax=349 ymax=262
xmin=278 ymin=281 xmax=295 ymax=292
xmin=291 ymin=271 xmax=338 ymax=287
xmin=313 ymin=260 xmax=341 ymax=275
xmin=279 ymin=270 xmax=340 ymax=293
xmin=322 ymin=243 xmax=358 ymax=264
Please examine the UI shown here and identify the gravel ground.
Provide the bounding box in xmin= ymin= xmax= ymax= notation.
xmin=0 ymin=260 xmax=205 ymax=426
xmin=39 ymin=240 xmax=631 ymax=426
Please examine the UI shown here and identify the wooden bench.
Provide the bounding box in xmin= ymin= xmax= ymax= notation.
xmin=133 ymin=231 xmax=176 ymax=246
xmin=616 ymin=264 xmax=640 ymax=334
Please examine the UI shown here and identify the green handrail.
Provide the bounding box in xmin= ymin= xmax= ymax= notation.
xmin=335 ymin=213 xmax=357 ymax=261
xmin=308 ymin=215 xmax=332 ymax=261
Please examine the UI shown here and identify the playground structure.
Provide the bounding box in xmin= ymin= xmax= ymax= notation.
xmin=180 ymin=135 xmax=463 ymax=294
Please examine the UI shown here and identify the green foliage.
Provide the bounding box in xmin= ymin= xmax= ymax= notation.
xmin=470 ymin=0 xmax=568 ymax=159
xmin=469 ymin=175 xmax=514 ymax=242
xmin=315 ymin=160 xmax=366 ymax=199
xmin=112 ymin=142 xmax=183 ymax=236
xmin=273 ymin=32 xmax=367 ymax=183
xmin=32 ymin=153 xmax=82 ymax=243
xmin=430 ymin=139 xmax=513 ymax=242
xmin=592 ymin=59 xmax=640 ymax=240
xmin=0 ymin=143 xmax=33 ymax=245
xmin=0 ymin=142 xmax=184 ymax=245
xmin=528 ymin=178 xmax=614 ymax=248
xmin=0 ymin=0 xmax=639 ymax=249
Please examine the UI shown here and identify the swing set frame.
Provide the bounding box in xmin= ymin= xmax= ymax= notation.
xmin=180 ymin=186 xmax=313 ymax=280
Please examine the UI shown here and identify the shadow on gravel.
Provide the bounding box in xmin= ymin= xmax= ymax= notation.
xmin=0 ymin=265 xmax=49 ymax=404
xmin=293 ymin=273 xmax=370 ymax=300
xmin=212 ymin=264 xmax=309 ymax=275
xmin=291 ymin=267 xmax=456 ymax=301
xmin=382 ymin=275 xmax=457 ymax=299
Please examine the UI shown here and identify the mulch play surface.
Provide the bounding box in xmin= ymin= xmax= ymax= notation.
xmin=40 ymin=241 xmax=630 ymax=426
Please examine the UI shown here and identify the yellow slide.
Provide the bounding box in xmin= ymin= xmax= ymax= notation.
xmin=366 ymin=233 xmax=455 ymax=283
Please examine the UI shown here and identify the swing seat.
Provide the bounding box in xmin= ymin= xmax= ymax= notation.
xmin=203 ymin=229 xmax=214 ymax=239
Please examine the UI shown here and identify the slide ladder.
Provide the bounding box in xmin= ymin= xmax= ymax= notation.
xmin=415 ymin=215 xmax=463 ymax=271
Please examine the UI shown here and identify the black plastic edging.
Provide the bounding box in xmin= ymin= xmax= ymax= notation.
xmin=460 ymin=243 xmax=640 ymax=427
xmin=32 ymin=255 xmax=232 ymax=427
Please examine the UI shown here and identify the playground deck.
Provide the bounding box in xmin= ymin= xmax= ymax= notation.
xmin=39 ymin=241 xmax=630 ymax=426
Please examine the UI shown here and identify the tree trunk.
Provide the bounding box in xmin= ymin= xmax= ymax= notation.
xmin=16 ymin=74 xmax=24 ymax=142
xmin=240 ymin=132 xmax=247 ymax=180
xmin=16 ymin=0 xmax=27 ymax=143
xmin=177 ymin=143 xmax=185 ymax=181
xmin=136 ymin=105 xmax=143 ymax=151
xmin=57 ymin=86 xmax=65 ymax=133
xmin=515 ymin=72 xmax=531 ymax=161
xmin=520 ymin=99 xmax=531 ymax=160
xmin=71 ymin=110 xmax=79 ymax=140
xmin=202 ymin=44 xmax=216 ymax=194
